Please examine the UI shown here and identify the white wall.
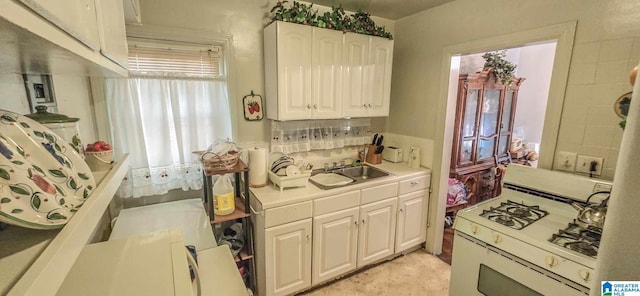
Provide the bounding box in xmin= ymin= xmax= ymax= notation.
xmin=136 ymin=0 xmax=393 ymax=144
xmin=392 ymin=0 xmax=640 ymax=253
xmin=513 ymin=42 xmax=556 ymax=145
xmin=0 ymin=74 xmax=97 ymax=144
xmin=0 ymin=74 xmax=30 ymax=113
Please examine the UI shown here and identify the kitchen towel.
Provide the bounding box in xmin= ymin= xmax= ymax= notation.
xmin=248 ymin=147 xmax=268 ymax=187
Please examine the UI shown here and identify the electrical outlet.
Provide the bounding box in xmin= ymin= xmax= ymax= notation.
xmin=556 ymin=151 xmax=577 ymax=172
xmin=593 ymin=182 xmax=613 ymax=193
xmin=576 ymin=155 xmax=604 ymax=175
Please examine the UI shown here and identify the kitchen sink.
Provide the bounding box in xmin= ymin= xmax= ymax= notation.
xmin=309 ymin=165 xmax=390 ymax=190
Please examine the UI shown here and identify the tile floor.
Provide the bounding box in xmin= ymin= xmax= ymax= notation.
xmin=298 ymin=250 xmax=450 ymax=296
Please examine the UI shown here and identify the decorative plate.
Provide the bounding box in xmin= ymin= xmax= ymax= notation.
xmin=0 ymin=109 xmax=96 ymax=229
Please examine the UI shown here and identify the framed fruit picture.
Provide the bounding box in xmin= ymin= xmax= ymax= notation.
xmin=243 ymin=91 xmax=263 ymax=121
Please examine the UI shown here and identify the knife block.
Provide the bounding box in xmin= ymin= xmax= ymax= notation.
xmin=365 ymin=144 xmax=382 ymax=164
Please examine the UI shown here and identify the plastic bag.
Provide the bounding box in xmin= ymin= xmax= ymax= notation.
xmin=217 ymin=222 xmax=245 ymax=257
xmin=212 ymin=175 xmax=235 ymax=215
xmin=209 ymin=139 xmax=237 ymax=155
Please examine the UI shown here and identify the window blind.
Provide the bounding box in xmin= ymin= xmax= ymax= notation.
xmin=127 ymin=39 xmax=224 ymax=79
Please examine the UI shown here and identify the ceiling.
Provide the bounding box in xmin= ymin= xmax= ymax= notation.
xmin=309 ymin=0 xmax=455 ymax=20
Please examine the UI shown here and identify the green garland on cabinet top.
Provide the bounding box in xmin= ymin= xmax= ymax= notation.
xmin=269 ymin=1 xmax=393 ymax=40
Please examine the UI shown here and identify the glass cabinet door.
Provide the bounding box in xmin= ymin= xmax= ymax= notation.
xmin=501 ymin=91 xmax=514 ymax=132
xmin=477 ymin=138 xmax=496 ymax=160
xmin=462 ymin=89 xmax=479 ymax=137
xmin=497 ymin=90 xmax=515 ymax=161
xmin=480 ymin=89 xmax=500 ymax=137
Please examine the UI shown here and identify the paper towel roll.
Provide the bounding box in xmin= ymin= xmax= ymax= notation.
xmin=248 ymin=147 xmax=268 ymax=187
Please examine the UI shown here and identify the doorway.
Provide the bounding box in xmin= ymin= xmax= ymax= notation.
xmin=438 ymin=42 xmax=557 ymax=264
xmin=425 ymin=21 xmax=576 ymax=257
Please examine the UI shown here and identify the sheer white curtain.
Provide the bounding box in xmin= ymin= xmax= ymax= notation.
xmin=104 ymin=77 xmax=232 ymax=198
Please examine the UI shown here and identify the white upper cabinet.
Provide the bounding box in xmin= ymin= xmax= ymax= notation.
xmin=17 ymin=0 xmax=101 ymax=51
xmin=343 ymin=34 xmax=393 ymax=118
xmin=369 ymin=36 xmax=393 ymax=117
xmin=0 ymin=0 xmax=127 ymax=76
xmin=264 ymin=21 xmax=313 ymax=120
xmin=342 ymin=33 xmax=371 ymax=118
xmin=95 ymin=0 xmax=129 ymax=69
xmin=311 ymin=28 xmax=344 ymax=119
xmin=264 ymin=21 xmax=393 ymax=120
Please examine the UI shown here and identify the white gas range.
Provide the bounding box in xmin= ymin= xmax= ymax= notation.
xmin=450 ymin=165 xmax=612 ymax=296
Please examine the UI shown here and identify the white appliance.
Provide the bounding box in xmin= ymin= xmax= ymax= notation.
xmin=57 ymin=229 xmax=198 ymax=296
xmin=382 ymin=146 xmax=403 ymax=163
xmin=450 ymin=165 xmax=612 ymax=296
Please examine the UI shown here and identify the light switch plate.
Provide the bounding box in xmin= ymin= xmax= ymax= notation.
xmin=555 ymin=151 xmax=577 ymax=172
xmin=576 ymin=155 xmax=604 ymax=175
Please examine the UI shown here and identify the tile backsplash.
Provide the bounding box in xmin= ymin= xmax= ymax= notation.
xmin=555 ymin=37 xmax=638 ymax=180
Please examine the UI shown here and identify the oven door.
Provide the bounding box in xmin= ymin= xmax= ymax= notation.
xmin=450 ymin=232 xmax=588 ymax=296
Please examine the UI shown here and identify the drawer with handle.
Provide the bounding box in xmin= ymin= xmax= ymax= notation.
xmin=399 ymin=175 xmax=430 ymax=195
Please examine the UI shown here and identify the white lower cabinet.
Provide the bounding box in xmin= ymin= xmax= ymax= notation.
xmin=312 ymin=207 xmax=359 ymax=284
xmin=254 ymin=174 xmax=430 ymax=296
xmin=357 ymin=197 xmax=397 ymax=267
xmin=395 ymin=190 xmax=429 ymax=253
xmin=264 ymin=219 xmax=312 ymax=296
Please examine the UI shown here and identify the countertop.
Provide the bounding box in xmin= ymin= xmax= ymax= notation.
xmin=250 ymin=161 xmax=431 ymax=211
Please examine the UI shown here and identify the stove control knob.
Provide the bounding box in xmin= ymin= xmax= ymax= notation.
xmin=492 ymin=233 xmax=502 ymax=244
xmin=545 ymin=256 xmax=558 ymax=267
xmin=579 ymin=270 xmax=592 ymax=282
xmin=471 ymin=225 xmax=480 ymax=235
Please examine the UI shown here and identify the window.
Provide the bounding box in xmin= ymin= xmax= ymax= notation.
xmin=104 ymin=38 xmax=232 ymax=198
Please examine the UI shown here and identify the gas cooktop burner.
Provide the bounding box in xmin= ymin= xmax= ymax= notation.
xmin=549 ymin=221 xmax=601 ymax=258
xmin=480 ymin=200 xmax=549 ymax=230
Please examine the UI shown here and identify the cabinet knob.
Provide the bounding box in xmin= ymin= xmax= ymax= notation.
xmin=362 ymin=219 xmax=366 ymax=224
xmin=354 ymin=221 xmax=359 ymax=226
xmin=307 ymin=104 xmax=312 ymax=109
xmin=400 ymin=208 xmax=404 ymax=213
xmin=313 ymin=104 xmax=318 ymax=109
xmin=363 ymin=104 xmax=367 ymax=108
xmin=306 ymin=234 xmax=311 ymax=241
xmin=579 ymin=270 xmax=591 ymax=282
xmin=545 ymin=256 xmax=558 ymax=267
xmin=367 ymin=104 xmax=372 ymax=108
xmin=492 ymin=233 xmax=502 ymax=244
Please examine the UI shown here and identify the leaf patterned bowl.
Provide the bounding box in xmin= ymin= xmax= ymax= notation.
xmin=0 ymin=109 xmax=96 ymax=229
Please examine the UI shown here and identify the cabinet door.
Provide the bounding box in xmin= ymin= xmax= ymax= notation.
xmin=95 ymin=0 xmax=128 ymax=69
xmin=477 ymin=88 xmax=501 ymax=164
xmin=358 ymin=197 xmax=397 ymax=267
xmin=368 ymin=37 xmax=393 ymax=117
xmin=265 ymin=218 xmax=312 ymax=296
xmin=311 ymin=28 xmax=343 ymax=119
xmin=457 ymin=87 xmax=480 ymax=168
xmin=342 ymin=33 xmax=370 ymax=118
xmin=497 ymin=89 xmax=517 ymax=161
xmin=18 ymin=0 xmax=100 ymax=50
xmin=312 ymin=207 xmax=358 ymax=285
xmin=396 ymin=190 xmax=428 ymax=253
xmin=276 ymin=22 xmax=313 ymax=120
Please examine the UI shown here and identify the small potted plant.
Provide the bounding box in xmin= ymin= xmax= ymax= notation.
xmin=482 ymin=50 xmax=517 ymax=85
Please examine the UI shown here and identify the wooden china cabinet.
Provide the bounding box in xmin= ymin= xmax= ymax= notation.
xmin=450 ymin=68 xmax=525 ymax=205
